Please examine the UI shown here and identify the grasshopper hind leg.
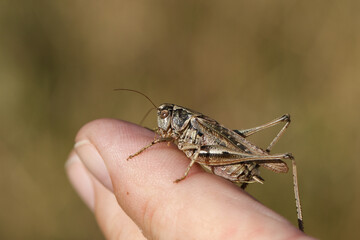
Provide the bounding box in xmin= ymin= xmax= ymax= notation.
xmin=234 ymin=114 xmax=291 ymax=153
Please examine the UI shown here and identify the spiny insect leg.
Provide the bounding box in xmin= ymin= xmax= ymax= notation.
xmin=174 ymin=146 xmax=200 ymax=183
xmin=234 ymin=114 xmax=290 ymax=138
xmin=174 ymin=159 xmax=196 ymax=183
xmin=127 ymin=138 xmax=170 ymax=160
xmin=233 ymin=114 xmax=291 ymax=153
xmin=290 ymin=156 xmax=304 ymax=232
xmin=266 ymin=115 xmax=291 ymax=153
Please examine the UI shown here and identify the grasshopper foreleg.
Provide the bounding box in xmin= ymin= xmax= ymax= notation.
xmin=127 ymin=138 xmax=171 ymax=160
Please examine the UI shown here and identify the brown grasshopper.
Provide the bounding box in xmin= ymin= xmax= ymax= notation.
xmin=118 ymin=89 xmax=304 ymax=232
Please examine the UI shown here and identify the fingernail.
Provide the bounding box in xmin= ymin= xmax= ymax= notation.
xmin=74 ymin=139 xmax=114 ymax=192
xmin=65 ymin=154 xmax=95 ymax=210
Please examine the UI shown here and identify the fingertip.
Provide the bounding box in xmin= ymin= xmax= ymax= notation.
xmin=66 ymin=153 xmax=95 ymax=210
xmin=74 ymin=139 xmax=114 ymax=192
xmin=66 ymin=150 xmax=147 ymax=239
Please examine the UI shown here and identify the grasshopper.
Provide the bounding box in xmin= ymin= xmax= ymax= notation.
xmin=118 ymin=89 xmax=304 ymax=231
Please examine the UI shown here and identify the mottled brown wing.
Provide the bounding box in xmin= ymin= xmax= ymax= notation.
xmin=196 ymin=115 xmax=267 ymax=155
xmin=193 ymin=116 xmax=289 ymax=171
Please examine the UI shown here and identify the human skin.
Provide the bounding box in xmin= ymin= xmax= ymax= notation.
xmin=66 ymin=118 xmax=315 ymax=240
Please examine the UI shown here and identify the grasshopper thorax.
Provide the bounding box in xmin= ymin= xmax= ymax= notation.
xmin=157 ymin=104 xmax=192 ymax=132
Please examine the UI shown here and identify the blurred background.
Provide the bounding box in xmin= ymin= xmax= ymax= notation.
xmin=1 ymin=0 xmax=359 ymax=239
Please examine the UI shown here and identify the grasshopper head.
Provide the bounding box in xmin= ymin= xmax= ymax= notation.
xmin=157 ymin=103 xmax=174 ymax=131
xmin=157 ymin=104 xmax=192 ymax=132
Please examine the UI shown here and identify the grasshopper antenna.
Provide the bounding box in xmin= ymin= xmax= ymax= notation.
xmin=139 ymin=107 xmax=156 ymax=126
xmin=114 ymin=88 xmax=158 ymax=109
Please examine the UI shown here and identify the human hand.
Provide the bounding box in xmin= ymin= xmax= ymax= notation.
xmin=66 ymin=119 xmax=314 ymax=240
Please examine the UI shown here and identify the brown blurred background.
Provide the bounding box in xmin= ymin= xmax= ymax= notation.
xmin=1 ymin=0 xmax=359 ymax=239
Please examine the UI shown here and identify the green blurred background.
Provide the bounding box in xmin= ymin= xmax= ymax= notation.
xmin=1 ymin=0 xmax=359 ymax=239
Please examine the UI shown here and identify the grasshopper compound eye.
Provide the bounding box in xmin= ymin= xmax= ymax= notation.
xmin=160 ymin=110 xmax=169 ymax=119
